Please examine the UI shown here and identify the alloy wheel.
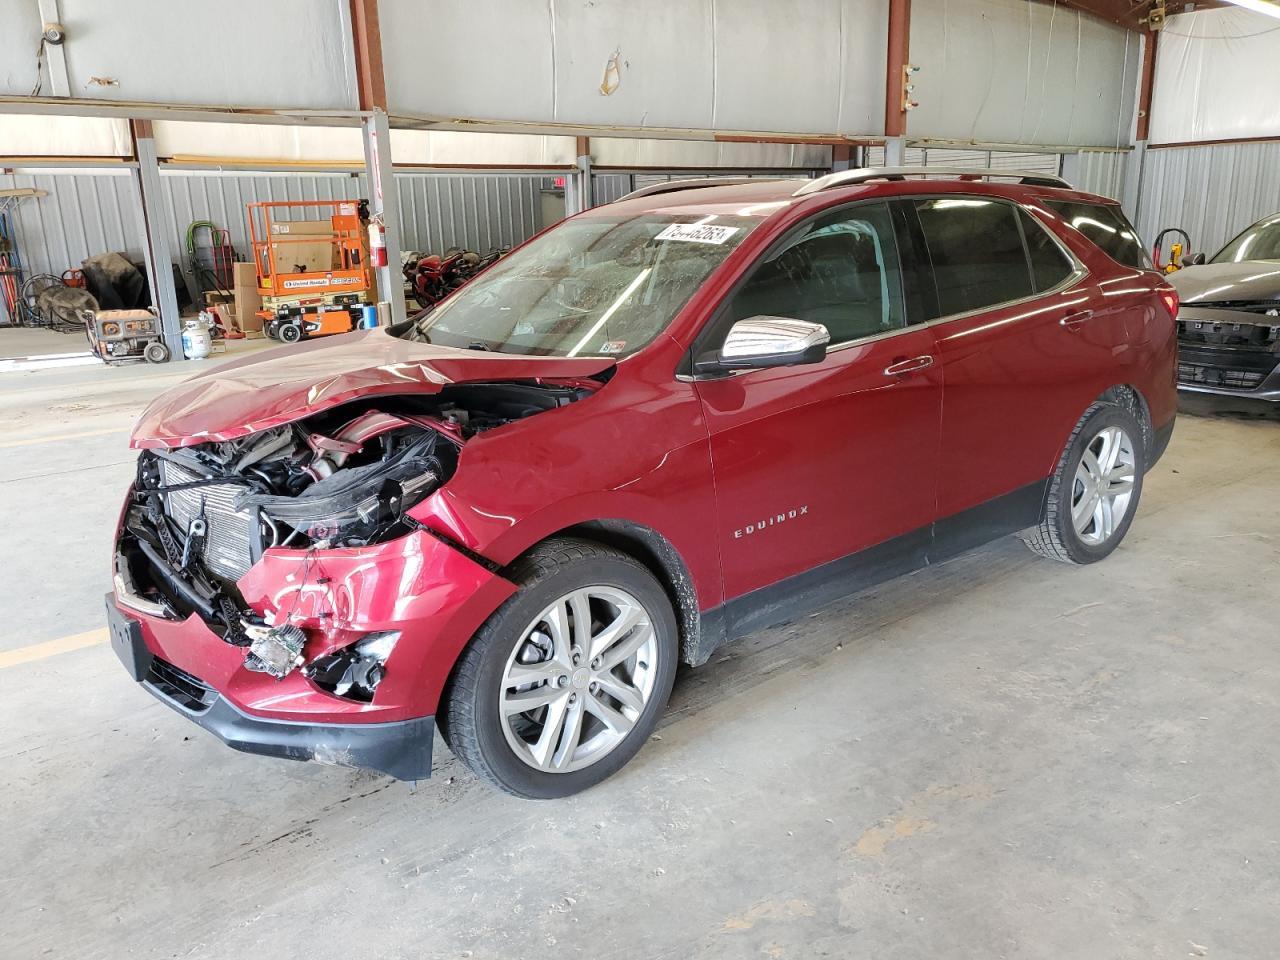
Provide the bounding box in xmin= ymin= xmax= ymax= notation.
xmin=500 ymin=586 xmax=658 ymax=773
xmin=1071 ymin=425 xmax=1136 ymax=546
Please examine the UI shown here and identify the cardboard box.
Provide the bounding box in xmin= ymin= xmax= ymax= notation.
xmin=232 ymin=260 xmax=264 ymax=333
xmin=232 ymin=261 xmax=258 ymax=287
xmin=269 ymin=220 xmax=337 ymax=273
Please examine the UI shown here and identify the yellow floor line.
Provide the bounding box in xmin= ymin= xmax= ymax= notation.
xmin=0 ymin=629 xmax=109 ymax=669
xmin=0 ymin=426 xmax=128 ymax=449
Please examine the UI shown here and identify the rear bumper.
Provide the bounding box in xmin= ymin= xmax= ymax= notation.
xmin=109 ymin=593 xmax=435 ymax=780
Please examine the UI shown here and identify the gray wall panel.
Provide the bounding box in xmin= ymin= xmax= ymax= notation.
xmin=4 ymin=0 xmax=357 ymax=109
xmin=394 ymin=174 xmax=547 ymax=255
xmin=1075 ymin=151 xmax=1127 ymax=202
xmin=0 ymin=170 xmax=141 ymax=280
xmin=382 ymin=0 xmax=888 ymax=137
xmin=909 ymin=0 xmax=1140 ymax=148
xmin=1136 ymin=142 xmax=1280 ymax=255
xmin=591 ymin=175 xmax=634 ymax=205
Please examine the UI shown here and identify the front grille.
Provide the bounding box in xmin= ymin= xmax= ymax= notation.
xmin=158 ymin=459 xmax=255 ymax=582
xmin=1177 ymin=342 xmax=1279 ymax=391
xmin=146 ymin=656 xmax=218 ymax=713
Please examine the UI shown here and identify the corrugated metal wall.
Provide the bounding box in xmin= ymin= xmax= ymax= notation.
xmin=864 ymin=146 xmax=1063 ymax=174
xmin=1 ymin=169 xmax=564 ymax=292
xmin=591 ymin=175 xmax=634 ymax=205
xmin=1135 ymin=142 xmax=1280 ymax=256
xmin=395 ymin=174 xmax=549 ymax=254
xmin=160 ymin=172 xmax=365 ymax=259
xmin=1074 ymin=151 xmax=1127 ymax=201
xmin=0 ymin=170 xmax=141 ymax=279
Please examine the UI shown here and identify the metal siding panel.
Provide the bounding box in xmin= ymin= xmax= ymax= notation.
xmin=0 ymin=171 xmax=141 ymax=281
xmin=1075 ymin=151 xmax=1126 ymax=200
xmin=1135 ymin=142 xmax=1280 ymax=253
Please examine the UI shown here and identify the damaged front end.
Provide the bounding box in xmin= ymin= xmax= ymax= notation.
xmin=119 ymin=405 xmax=456 ymax=688
xmin=116 ymin=381 xmax=582 ymax=696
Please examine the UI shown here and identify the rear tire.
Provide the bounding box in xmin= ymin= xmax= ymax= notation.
xmin=442 ymin=538 xmax=678 ymax=799
xmin=1023 ymin=402 xmax=1146 ymax=564
xmin=277 ymin=322 xmax=302 ymax=344
xmin=143 ymin=341 xmax=170 ymax=364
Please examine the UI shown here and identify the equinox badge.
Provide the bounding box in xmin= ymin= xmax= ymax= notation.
xmin=734 ymin=506 xmax=809 ymax=539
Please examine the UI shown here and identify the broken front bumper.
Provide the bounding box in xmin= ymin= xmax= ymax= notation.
xmin=109 ymin=597 xmax=435 ymax=779
xmin=110 ymin=525 xmax=517 ymax=780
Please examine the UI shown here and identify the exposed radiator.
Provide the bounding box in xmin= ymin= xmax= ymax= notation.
xmin=158 ymin=459 xmax=255 ymax=583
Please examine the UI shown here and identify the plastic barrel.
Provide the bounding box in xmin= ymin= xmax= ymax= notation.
xmin=361 ymin=305 xmax=378 ymax=329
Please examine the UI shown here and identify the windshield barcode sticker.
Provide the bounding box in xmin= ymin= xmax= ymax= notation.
xmin=655 ymin=223 xmax=740 ymax=245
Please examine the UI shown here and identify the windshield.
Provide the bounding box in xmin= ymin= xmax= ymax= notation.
xmin=399 ymin=212 xmax=760 ymax=357
xmin=1212 ymin=215 xmax=1280 ymax=264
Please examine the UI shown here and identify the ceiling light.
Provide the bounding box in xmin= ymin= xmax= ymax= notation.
xmin=1220 ymin=0 xmax=1280 ymax=20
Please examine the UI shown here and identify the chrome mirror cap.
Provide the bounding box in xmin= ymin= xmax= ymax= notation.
xmin=700 ymin=316 xmax=830 ymax=373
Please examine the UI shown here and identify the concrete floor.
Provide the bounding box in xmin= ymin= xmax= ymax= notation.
xmin=3 ymin=354 xmax=1278 ymax=960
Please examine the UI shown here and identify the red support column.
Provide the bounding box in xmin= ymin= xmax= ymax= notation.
xmin=1136 ymin=30 xmax=1158 ymax=142
xmin=885 ymin=0 xmax=912 ymax=139
xmin=350 ymin=0 xmax=387 ymax=111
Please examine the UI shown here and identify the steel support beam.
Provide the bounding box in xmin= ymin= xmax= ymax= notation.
xmin=884 ymin=137 xmax=906 ymax=166
xmin=128 ymin=119 xmax=182 ymax=355
xmin=1135 ymin=30 xmax=1157 ymax=143
xmin=349 ymin=0 xmax=404 ymax=324
xmin=1058 ymin=152 xmax=1082 ymax=189
xmin=574 ymin=135 xmax=593 ymax=212
xmin=361 ymin=109 xmax=406 ymax=325
xmin=831 ymin=144 xmax=855 ymax=172
xmin=885 ymin=0 xmax=912 ymax=139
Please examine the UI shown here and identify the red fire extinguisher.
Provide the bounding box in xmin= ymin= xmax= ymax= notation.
xmin=368 ymin=219 xmax=387 ymax=269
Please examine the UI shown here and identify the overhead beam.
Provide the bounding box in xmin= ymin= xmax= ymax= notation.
xmin=1040 ymin=0 xmax=1148 ymax=30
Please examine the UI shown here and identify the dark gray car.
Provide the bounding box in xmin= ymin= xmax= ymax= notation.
xmin=1172 ymin=213 xmax=1280 ymax=402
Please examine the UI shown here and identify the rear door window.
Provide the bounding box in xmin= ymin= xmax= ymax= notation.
xmin=913 ymin=198 xmax=1033 ymax=317
xmin=1044 ymin=200 xmax=1150 ymax=270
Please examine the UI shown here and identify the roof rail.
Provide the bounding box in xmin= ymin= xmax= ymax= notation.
xmin=615 ymin=177 xmax=781 ymax=202
xmin=792 ymin=166 xmax=1071 ymax=196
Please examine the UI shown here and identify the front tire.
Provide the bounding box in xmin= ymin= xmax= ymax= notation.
xmin=442 ymin=538 xmax=678 ymax=799
xmin=1023 ymin=402 xmax=1146 ymax=564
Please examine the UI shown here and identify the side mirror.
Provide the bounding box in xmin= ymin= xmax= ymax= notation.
xmin=695 ymin=316 xmax=830 ymax=374
xmin=1184 ymin=252 xmax=1206 ymax=266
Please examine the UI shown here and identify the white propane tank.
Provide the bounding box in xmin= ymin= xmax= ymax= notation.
xmin=182 ymin=314 xmax=213 ymax=360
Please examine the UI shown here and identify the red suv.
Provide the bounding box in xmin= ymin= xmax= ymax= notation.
xmin=108 ymin=168 xmax=1178 ymax=798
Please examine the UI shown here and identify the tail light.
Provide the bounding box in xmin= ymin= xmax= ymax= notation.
xmin=1158 ymin=287 xmax=1179 ymax=320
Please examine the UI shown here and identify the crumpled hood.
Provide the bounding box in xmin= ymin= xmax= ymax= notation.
xmin=1170 ymin=261 xmax=1280 ymax=304
xmin=132 ymin=328 xmax=615 ymax=448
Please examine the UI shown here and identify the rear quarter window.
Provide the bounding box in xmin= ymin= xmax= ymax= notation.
xmin=1045 ymin=200 xmax=1151 ymax=271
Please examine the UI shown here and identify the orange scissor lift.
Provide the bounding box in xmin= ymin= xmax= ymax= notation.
xmin=248 ymin=199 xmax=375 ymax=343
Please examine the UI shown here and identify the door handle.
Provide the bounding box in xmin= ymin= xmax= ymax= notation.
xmin=883 ymin=355 xmax=934 ymax=377
xmin=1060 ymin=309 xmax=1094 ymax=328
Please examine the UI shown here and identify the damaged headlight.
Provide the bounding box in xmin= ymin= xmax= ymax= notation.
xmin=303 ymin=631 xmax=399 ymax=702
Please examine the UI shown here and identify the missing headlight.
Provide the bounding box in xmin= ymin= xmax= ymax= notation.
xmin=303 ymin=631 xmax=399 ymax=702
